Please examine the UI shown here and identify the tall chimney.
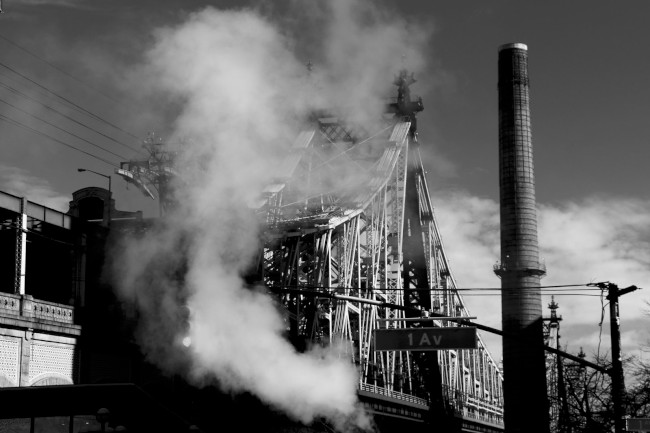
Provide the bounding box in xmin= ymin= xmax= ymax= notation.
xmin=496 ymin=43 xmax=549 ymax=433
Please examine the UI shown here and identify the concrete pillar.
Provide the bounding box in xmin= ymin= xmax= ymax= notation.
xmin=19 ymin=329 xmax=33 ymax=386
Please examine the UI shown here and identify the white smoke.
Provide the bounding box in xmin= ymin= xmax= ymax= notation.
xmin=112 ymin=2 xmax=430 ymax=431
xmin=316 ymin=0 xmax=430 ymax=128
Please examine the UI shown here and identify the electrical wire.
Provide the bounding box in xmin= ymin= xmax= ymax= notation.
xmin=597 ymin=288 xmax=608 ymax=358
xmin=0 ymin=113 xmax=118 ymax=167
xmin=0 ymin=32 xmax=126 ymax=106
xmin=0 ymin=80 xmax=144 ymax=155
xmin=264 ymin=283 xmax=601 ymax=292
xmin=0 ymin=61 xmax=141 ymax=140
xmin=457 ymin=293 xmax=603 ymax=297
xmin=0 ymin=96 xmax=129 ymax=160
xmin=0 ymin=69 xmax=60 ymax=106
xmin=0 ymin=68 xmax=100 ymax=125
xmin=451 ymin=286 xmax=598 ymax=291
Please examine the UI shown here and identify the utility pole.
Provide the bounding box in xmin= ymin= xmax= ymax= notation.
xmin=589 ymin=282 xmax=640 ymax=433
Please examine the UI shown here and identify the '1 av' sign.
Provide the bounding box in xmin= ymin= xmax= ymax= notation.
xmin=373 ymin=327 xmax=477 ymax=351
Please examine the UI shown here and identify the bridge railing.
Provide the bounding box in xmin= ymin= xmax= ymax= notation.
xmin=358 ymin=383 xmax=429 ymax=407
xmin=359 ymin=382 xmax=504 ymax=426
xmin=445 ymin=385 xmax=504 ymax=425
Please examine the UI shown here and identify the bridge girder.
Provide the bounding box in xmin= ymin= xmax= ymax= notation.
xmin=255 ymin=121 xmax=505 ymax=430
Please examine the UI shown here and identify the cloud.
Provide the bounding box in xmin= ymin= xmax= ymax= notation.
xmin=433 ymin=190 xmax=650 ymax=363
xmin=0 ymin=165 xmax=70 ymax=211
xmin=539 ymin=197 xmax=650 ymax=360
xmin=539 ymin=198 xmax=650 ymax=291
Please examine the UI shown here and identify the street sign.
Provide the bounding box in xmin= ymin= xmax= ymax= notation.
xmin=627 ymin=418 xmax=650 ymax=432
xmin=373 ymin=327 xmax=477 ymax=351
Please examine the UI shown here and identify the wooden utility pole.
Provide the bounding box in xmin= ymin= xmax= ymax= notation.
xmin=604 ymin=283 xmax=639 ymax=433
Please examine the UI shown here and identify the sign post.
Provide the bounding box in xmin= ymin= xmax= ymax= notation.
xmin=373 ymin=327 xmax=477 ymax=351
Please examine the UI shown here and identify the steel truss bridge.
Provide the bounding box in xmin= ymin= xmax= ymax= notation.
xmin=252 ymin=115 xmax=505 ymax=432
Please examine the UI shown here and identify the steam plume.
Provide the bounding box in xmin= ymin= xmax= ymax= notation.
xmin=112 ymin=1 xmax=429 ymax=431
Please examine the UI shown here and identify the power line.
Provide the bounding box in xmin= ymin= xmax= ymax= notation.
xmin=0 ymin=68 xmax=101 ymax=124
xmin=0 ymin=80 xmax=143 ymax=155
xmin=453 ymin=286 xmax=598 ymax=291
xmin=597 ymin=288 xmax=608 ymax=358
xmin=0 ymin=60 xmax=141 ymax=141
xmin=265 ymin=283 xmax=600 ymax=292
xmin=0 ymin=69 xmax=59 ymax=105
xmin=0 ymin=113 xmax=118 ymax=167
xmin=458 ymin=293 xmax=603 ymax=297
xmin=0 ymin=96 xmax=129 ymax=160
xmin=0 ymin=31 xmax=126 ymax=106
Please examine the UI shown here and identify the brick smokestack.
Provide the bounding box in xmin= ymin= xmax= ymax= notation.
xmin=495 ymin=43 xmax=549 ymax=433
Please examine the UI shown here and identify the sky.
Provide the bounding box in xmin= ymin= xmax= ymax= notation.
xmin=0 ymin=0 xmax=649 ymax=421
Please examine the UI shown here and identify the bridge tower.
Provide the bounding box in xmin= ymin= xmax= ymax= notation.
xmin=254 ymin=70 xmax=505 ymax=431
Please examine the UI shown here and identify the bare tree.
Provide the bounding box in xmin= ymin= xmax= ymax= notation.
xmin=548 ymin=349 xmax=650 ymax=433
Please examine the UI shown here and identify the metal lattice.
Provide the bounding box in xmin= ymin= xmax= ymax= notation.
xmin=253 ymin=121 xmax=505 ymax=426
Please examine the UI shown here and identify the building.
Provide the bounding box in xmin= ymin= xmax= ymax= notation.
xmin=0 ymin=187 xmax=336 ymax=432
xmin=0 ymin=187 xmax=204 ymax=432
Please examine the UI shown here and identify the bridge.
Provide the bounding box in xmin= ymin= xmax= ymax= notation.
xmin=248 ymin=72 xmax=505 ymax=432
xmin=0 ymin=70 xmax=505 ymax=432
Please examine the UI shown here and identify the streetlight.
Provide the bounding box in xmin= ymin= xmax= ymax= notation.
xmin=78 ymin=168 xmax=112 ymax=225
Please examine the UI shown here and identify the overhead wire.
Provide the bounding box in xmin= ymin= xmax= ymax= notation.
xmin=0 ymin=61 xmax=141 ymax=141
xmin=265 ymin=282 xmax=602 ymax=293
xmin=0 ymin=69 xmax=61 ymax=107
xmin=0 ymin=67 xmax=105 ymax=125
xmin=0 ymin=96 xmax=129 ymax=160
xmin=456 ymin=293 xmax=602 ymax=297
xmin=597 ymin=287 xmax=608 ymax=358
xmin=0 ymin=113 xmax=118 ymax=167
xmin=0 ymin=80 xmax=144 ymax=155
xmin=0 ymin=33 xmax=150 ymax=165
xmin=0 ymin=32 xmax=126 ymax=106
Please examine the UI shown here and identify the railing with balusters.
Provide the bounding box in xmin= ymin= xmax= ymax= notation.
xmin=0 ymin=292 xmax=74 ymax=325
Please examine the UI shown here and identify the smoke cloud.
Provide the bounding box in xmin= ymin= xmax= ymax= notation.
xmin=112 ymin=1 xmax=430 ymax=431
xmin=316 ymin=0 xmax=430 ymax=128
